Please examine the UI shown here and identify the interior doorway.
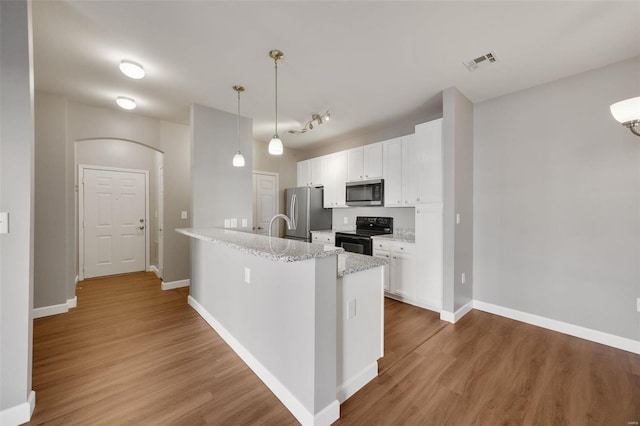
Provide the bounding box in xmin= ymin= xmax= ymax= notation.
xmin=79 ymin=165 xmax=149 ymax=279
xmin=252 ymin=171 xmax=279 ymax=236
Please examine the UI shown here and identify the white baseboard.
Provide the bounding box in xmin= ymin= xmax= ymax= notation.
xmin=473 ymin=300 xmax=640 ymax=355
xmin=336 ymin=361 xmax=378 ymax=403
xmin=384 ymin=292 xmax=441 ymax=313
xmin=440 ymin=300 xmax=474 ymax=324
xmin=33 ymin=296 xmax=77 ymax=319
xmin=0 ymin=390 xmax=35 ymax=426
xmin=188 ymin=296 xmax=339 ymax=426
xmin=150 ymin=265 xmax=161 ymax=279
xmin=75 ymin=275 xmax=79 ymax=284
xmin=161 ymin=279 xmax=190 ymax=291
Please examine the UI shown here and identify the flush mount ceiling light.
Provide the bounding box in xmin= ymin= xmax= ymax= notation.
xmin=610 ymin=96 xmax=640 ymax=137
xmin=288 ymin=111 xmax=331 ymax=135
xmin=119 ymin=60 xmax=145 ymax=79
xmin=232 ymin=85 xmax=246 ymax=168
xmin=268 ymin=49 xmax=284 ymax=156
xmin=116 ymin=96 xmax=136 ymax=110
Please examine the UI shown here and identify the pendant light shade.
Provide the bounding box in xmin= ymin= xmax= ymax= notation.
xmin=232 ymin=85 xmax=246 ymax=167
xmin=268 ymin=50 xmax=284 ymax=156
xmin=233 ymin=151 xmax=245 ymax=167
xmin=268 ymin=136 xmax=283 ymax=155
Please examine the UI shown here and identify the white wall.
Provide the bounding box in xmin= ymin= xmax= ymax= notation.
xmin=190 ymin=104 xmax=253 ymax=229
xmin=33 ymin=91 xmax=191 ymax=308
xmin=474 ymin=57 xmax=640 ymax=341
xmin=332 ymin=207 xmax=415 ymax=231
xmin=0 ymin=0 xmax=35 ymax=422
xmin=442 ymin=87 xmax=474 ymax=313
xmin=161 ymin=121 xmax=191 ymax=283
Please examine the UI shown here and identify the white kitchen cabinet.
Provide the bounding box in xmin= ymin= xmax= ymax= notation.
xmin=323 ymin=151 xmax=348 ymax=208
xmin=347 ymin=148 xmax=364 ymax=181
xmin=297 ymin=157 xmax=325 ymax=187
xmin=297 ymin=160 xmax=310 ymax=187
xmin=374 ymin=239 xmax=415 ymax=300
xmin=414 ymin=119 xmax=443 ymax=203
xmin=310 ymin=157 xmax=324 ymax=187
xmin=401 ymin=134 xmax=418 ymax=206
xmin=415 ymin=204 xmax=443 ymax=309
xmin=382 ymin=137 xmax=403 ymax=207
xmin=373 ymin=249 xmax=391 ymax=291
xmin=363 ymin=143 xmax=383 ymax=179
xmin=347 ymin=143 xmax=383 ymax=182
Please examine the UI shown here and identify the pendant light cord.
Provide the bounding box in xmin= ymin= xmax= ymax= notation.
xmin=274 ymin=58 xmax=278 ymax=136
xmin=237 ymin=89 xmax=241 ymax=150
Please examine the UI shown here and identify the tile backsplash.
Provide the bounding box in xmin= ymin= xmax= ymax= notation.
xmin=331 ymin=207 xmax=415 ymax=232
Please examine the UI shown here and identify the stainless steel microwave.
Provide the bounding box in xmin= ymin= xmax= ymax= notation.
xmin=345 ymin=179 xmax=384 ymax=206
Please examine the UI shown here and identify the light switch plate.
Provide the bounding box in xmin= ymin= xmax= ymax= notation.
xmin=348 ymin=299 xmax=356 ymax=319
xmin=0 ymin=212 xmax=8 ymax=234
xmin=637 ymin=298 xmax=640 ymax=312
xmin=181 ymin=211 xmax=188 ymax=220
xmin=244 ymin=267 xmax=251 ymax=284
xmin=456 ymin=213 xmax=461 ymax=224
xmin=242 ymin=218 xmax=248 ymax=228
xmin=230 ymin=218 xmax=237 ymax=228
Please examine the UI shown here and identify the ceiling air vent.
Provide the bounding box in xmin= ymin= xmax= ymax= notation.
xmin=463 ymin=51 xmax=498 ymax=72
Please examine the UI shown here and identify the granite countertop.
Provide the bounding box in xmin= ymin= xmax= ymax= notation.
xmin=338 ymin=252 xmax=388 ymax=278
xmin=176 ymin=228 xmax=343 ymax=262
xmin=371 ymin=234 xmax=416 ymax=243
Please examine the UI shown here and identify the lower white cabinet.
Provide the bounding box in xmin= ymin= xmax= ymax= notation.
xmin=373 ymin=240 xmax=415 ymax=301
xmin=374 ymin=211 xmax=442 ymax=312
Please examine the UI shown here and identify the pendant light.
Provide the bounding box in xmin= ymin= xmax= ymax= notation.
xmin=268 ymin=50 xmax=284 ymax=155
xmin=232 ymin=86 xmax=246 ymax=167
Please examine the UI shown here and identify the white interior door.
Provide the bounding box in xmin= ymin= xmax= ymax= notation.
xmin=83 ymin=168 xmax=147 ymax=278
xmin=253 ymin=172 xmax=278 ymax=235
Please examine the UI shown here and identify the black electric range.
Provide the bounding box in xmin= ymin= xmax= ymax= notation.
xmin=335 ymin=217 xmax=393 ymax=256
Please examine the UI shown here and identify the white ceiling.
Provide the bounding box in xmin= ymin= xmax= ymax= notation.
xmin=32 ymin=1 xmax=640 ymax=151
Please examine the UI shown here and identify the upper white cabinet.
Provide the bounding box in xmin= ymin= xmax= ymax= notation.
xmin=297 ymin=157 xmax=325 ymax=187
xmin=414 ymin=119 xmax=443 ymax=203
xmin=347 ymin=143 xmax=383 ymax=182
xmin=297 ymin=160 xmax=310 ymax=187
xmin=323 ymin=151 xmax=348 ymax=208
xmin=401 ymin=134 xmax=418 ymax=206
xmin=382 ymin=137 xmax=403 ymax=207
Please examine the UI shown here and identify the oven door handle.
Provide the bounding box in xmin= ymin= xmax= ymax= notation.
xmin=336 ymin=235 xmax=371 ymax=242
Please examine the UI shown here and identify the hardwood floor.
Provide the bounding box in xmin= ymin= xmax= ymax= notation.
xmin=29 ymin=272 xmax=640 ymax=425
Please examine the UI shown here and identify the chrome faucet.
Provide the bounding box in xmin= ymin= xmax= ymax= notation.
xmin=269 ymin=214 xmax=295 ymax=238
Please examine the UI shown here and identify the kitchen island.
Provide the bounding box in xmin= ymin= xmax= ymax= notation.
xmin=177 ymin=228 xmax=387 ymax=426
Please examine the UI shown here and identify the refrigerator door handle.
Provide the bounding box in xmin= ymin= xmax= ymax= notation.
xmin=293 ymin=194 xmax=298 ymax=229
xmin=291 ymin=194 xmax=297 ymax=230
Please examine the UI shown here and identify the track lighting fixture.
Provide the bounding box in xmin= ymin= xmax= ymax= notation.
xmin=288 ymin=111 xmax=331 ymax=135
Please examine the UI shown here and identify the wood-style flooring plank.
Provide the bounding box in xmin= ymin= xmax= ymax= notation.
xmin=28 ymin=273 xmax=640 ymax=425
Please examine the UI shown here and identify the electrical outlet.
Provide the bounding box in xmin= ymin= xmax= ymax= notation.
xmin=244 ymin=268 xmax=251 ymax=284
xmin=343 ymin=217 xmax=348 ymax=224
xmin=230 ymin=218 xmax=237 ymax=228
xmin=224 ymin=219 xmax=230 ymax=228
xmin=348 ymin=299 xmax=357 ymax=319
xmin=461 ymin=272 xmax=466 ymax=284
xmin=181 ymin=211 xmax=188 ymax=220
xmin=637 ymin=298 xmax=640 ymax=312
xmin=456 ymin=213 xmax=461 ymax=225
xmin=242 ymin=218 xmax=248 ymax=228
xmin=0 ymin=212 xmax=8 ymax=234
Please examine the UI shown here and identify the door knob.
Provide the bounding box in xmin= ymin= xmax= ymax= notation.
xmin=139 ymin=225 xmax=145 ymax=230
xmin=257 ymin=226 xmax=263 ymax=230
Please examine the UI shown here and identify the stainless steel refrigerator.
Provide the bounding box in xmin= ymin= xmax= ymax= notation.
xmin=285 ymin=187 xmax=332 ymax=242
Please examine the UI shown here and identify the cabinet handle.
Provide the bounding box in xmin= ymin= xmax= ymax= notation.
xmin=397 ymin=200 xmax=401 ymax=203
xmin=417 ymin=197 xmax=420 ymax=202
xmin=365 ymin=174 xmax=368 ymax=177
xmin=400 ymin=247 xmax=404 ymax=250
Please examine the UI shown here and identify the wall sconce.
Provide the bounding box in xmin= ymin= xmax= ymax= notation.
xmin=610 ymin=97 xmax=640 ymax=137
xmin=288 ymin=111 xmax=331 ymax=135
